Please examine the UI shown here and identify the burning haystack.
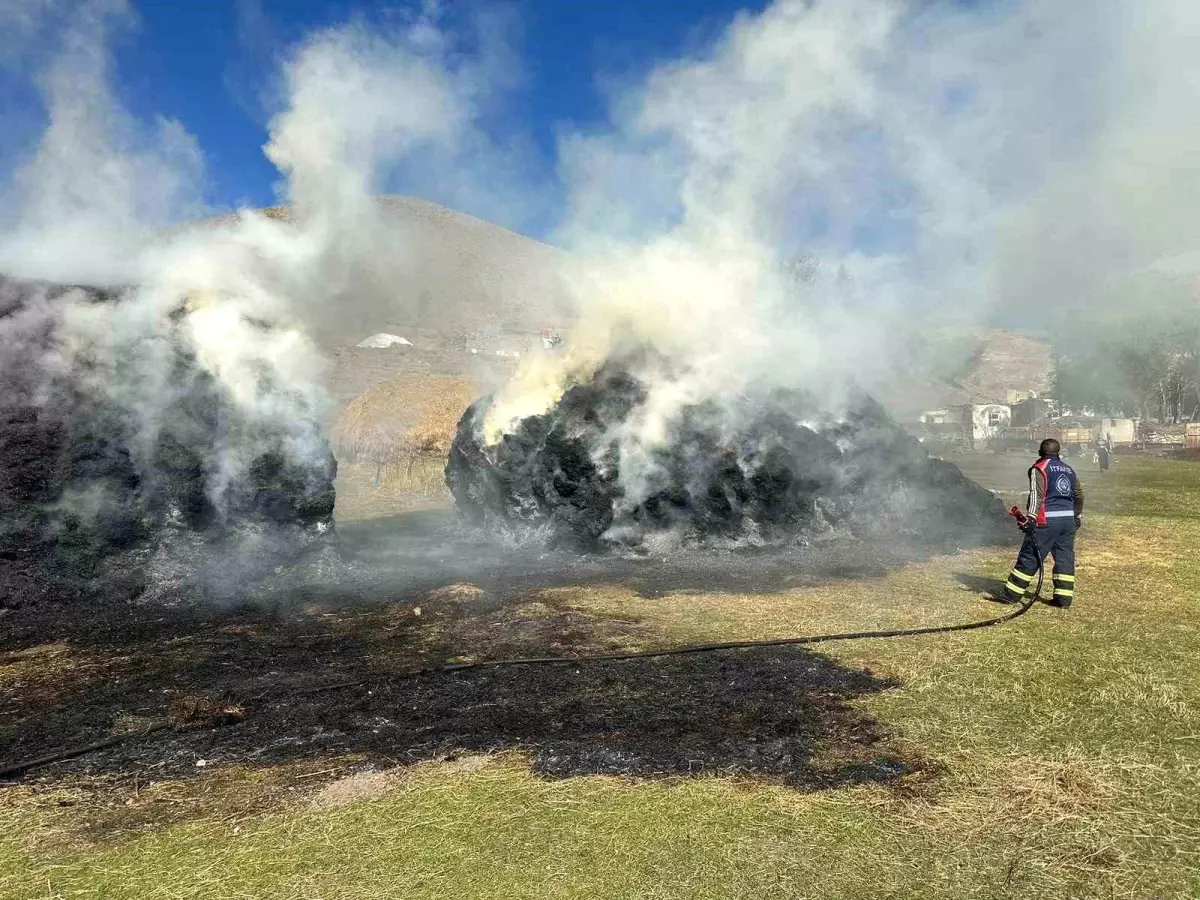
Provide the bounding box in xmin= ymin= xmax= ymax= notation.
xmin=0 ymin=275 xmax=336 ymax=608
xmin=447 ymin=353 xmax=1007 ymax=551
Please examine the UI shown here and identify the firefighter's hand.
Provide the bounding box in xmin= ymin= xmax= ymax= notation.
xmin=1075 ymin=516 xmax=1082 ymax=530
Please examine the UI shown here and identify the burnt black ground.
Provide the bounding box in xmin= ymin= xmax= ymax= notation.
xmin=0 ymin=636 xmax=908 ymax=789
xmin=0 ymin=509 xmax=984 ymax=791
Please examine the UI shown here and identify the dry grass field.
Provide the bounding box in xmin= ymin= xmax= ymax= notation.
xmin=2 ymin=453 xmax=1197 ymax=899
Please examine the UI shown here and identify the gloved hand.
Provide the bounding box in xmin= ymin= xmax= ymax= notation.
xmin=1009 ymin=506 xmax=1034 ymax=533
xmin=1074 ymin=516 xmax=1082 ymax=530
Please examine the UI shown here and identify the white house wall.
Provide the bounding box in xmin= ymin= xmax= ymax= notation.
xmin=970 ymin=404 xmax=1012 ymax=441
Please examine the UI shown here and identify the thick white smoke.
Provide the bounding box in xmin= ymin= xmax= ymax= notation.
xmin=485 ymin=0 xmax=1200 ymax=487
xmin=0 ymin=0 xmax=204 ymax=284
xmin=0 ymin=0 xmax=525 ymax=514
xmin=485 ymin=0 xmax=908 ymax=440
xmin=3 ymin=0 xmax=1199 ymax=525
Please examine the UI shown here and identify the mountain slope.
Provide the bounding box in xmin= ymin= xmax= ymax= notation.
xmin=251 ymin=195 xmax=576 ymax=343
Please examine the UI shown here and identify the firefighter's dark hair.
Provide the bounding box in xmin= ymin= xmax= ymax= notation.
xmin=1039 ymin=438 xmax=1060 ymax=457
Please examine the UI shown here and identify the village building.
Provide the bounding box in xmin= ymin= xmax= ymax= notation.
xmin=1011 ymin=396 xmax=1056 ymax=428
xmin=953 ymin=403 xmax=1013 ymax=443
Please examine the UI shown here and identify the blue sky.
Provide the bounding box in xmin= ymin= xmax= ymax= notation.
xmin=28 ymin=0 xmax=770 ymax=221
xmin=0 ymin=0 xmax=1008 ymax=264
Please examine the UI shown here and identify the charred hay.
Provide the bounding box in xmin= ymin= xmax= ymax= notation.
xmin=0 ymin=274 xmax=337 ymax=610
xmin=447 ymin=355 xmax=1008 ymax=551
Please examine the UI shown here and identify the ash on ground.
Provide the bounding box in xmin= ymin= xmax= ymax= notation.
xmin=0 ymin=567 xmax=920 ymax=791
xmin=0 ymin=275 xmax=337 ymax=611
xmin=447 ymin=354 xmax=1008 ymax=551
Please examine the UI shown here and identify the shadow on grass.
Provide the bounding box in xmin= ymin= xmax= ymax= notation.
xmin=954 ymin=573 xmax=1015 ymax=603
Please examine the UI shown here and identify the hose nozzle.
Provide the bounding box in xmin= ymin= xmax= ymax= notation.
xmin=1008 ymin=505 xmax=1032 ymax=530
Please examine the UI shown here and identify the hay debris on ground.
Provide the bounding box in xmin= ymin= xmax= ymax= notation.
xmin=168 ymin=695 xmax=247 ymax=729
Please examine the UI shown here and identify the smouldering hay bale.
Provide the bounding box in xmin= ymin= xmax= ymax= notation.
xmin=0 ymin=275 xmax=337 ymax=610
xmin=448 ymin=353 xmax=1010 ymax=551
xmin=333 ymin=375 xmax=477 ymax=486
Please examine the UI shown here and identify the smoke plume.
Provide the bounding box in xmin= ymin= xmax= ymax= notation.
xmin=482 ymin=0 xmax=1200 ymax=525
xmin=0 ymin=1 xmax=534 ymax=547
xmin=3 ymin=0 xmax=1200 ymax=554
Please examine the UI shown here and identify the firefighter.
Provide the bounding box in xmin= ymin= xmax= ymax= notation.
xmin=1002 ymin=438 xmax=1083 ymax=608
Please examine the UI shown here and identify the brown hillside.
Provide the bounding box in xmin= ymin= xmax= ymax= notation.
xmin=211 ymin=195 xmax=577 ymax=344
xmin=958 ymin=329 xmax=1054 ymax=402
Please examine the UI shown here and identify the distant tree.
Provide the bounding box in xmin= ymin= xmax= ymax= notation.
xmin=1053 ymin=350 xmax=1137 ymax=417
xmin=1052 ymin=279 xmax=1200 ymax=422
xmin=782 ymin=252 xmax=822 ymax=290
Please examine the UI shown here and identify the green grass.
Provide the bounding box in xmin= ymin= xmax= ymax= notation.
xmin=3 ymin=456 xmax=1200 ymax=899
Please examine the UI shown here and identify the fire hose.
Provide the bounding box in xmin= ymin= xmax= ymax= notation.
xmin=436 ymin=506 xmax=1046 ymax=672
xmin=0 ymin=508 xmax=1046 ymax=780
